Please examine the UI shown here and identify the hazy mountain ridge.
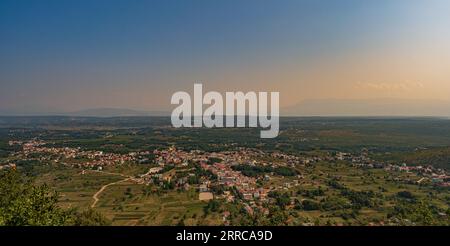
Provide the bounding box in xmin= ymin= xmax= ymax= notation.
xmin=65 ymin=108 xmax=169 ymax=117
xmin=0 ymin=108 xmax=170 ymax=117
xmin=282 ymin=98 xmax=450 ymax=117
xmin=1 ymin=98 xmax=450 ymax=117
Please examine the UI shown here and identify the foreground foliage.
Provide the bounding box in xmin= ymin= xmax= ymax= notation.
xmin=0 ymin=170 xmax=110 ymax=226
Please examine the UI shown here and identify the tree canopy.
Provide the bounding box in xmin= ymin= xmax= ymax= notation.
xmin=0 ymin=170 xmax=110 ymax=226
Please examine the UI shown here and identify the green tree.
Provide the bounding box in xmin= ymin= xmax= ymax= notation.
xmin=388 ymin=199 xmax=447 ymax=225
xmin=0 ymin=170 xmax=110 ymax=226
xmin=70 ymin=209 xmax=111 ymax=226
xmin=0 ymin=170 xmax=68 ymax=225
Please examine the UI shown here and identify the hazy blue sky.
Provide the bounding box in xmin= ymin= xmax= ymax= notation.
xmin=1 ymin=0 xmax=450 ymax=115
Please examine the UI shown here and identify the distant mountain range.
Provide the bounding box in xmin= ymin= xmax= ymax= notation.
xmin=0 ymin=108 xmax=170 ymax=117
xmin=282 ymin=98 xmax=450 ymax=117
xmin=1 ymin=98 xmax=450 ymax=117
xmin=64 ymin=108 xmax=169 ymax=117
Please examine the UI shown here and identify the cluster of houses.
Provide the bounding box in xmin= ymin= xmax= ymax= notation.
xmin=5 ymin=139 xmax=450 ymax=219
xmin=335 ymin=150 xmax=450 ymax=187
xmin=9 ymin=139 xmax=151 ymax=169
xmin=153 ymin=146 xmax=191 ymax=167
xmin=384 ymin=163 xmax=450 ymax=187
xmin=148 ymin=146 xmax=311 ymax=218
xmin=151 ymin=147 xmax=272 ymax=202
xmin=201 ymin=161 xmax=270 ymax=202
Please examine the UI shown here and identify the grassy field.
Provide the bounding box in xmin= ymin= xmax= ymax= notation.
xmin=96 ymin=183 xmax=221 ymax=225
xmin=35 ymin=167 xmax=221 ymax=225
xmin=35 ymin=167 xmax=124 ymax=209
xmin=29 ymin=158 xmax=449 ymax=226
xmin=2 ymin=116 xmax=450 ymax=225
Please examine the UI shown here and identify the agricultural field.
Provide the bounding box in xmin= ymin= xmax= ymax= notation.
xmin=33 ymin=166 xmax=222 ymax=226
xmin=1 ymin=116 xmax=450 ymax=226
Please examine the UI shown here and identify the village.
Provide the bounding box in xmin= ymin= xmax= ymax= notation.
xmin=2 ymin=139 xmax=449 ymax=224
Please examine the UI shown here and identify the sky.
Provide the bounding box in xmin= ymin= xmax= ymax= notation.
xmin=1 ymin=0 xmax=450 ymax=115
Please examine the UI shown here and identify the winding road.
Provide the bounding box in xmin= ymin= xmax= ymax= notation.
xmin=87 ymin=170 xmax=134 ymax=208
xmin=91 ymin=177 xmax=132 ymax=208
